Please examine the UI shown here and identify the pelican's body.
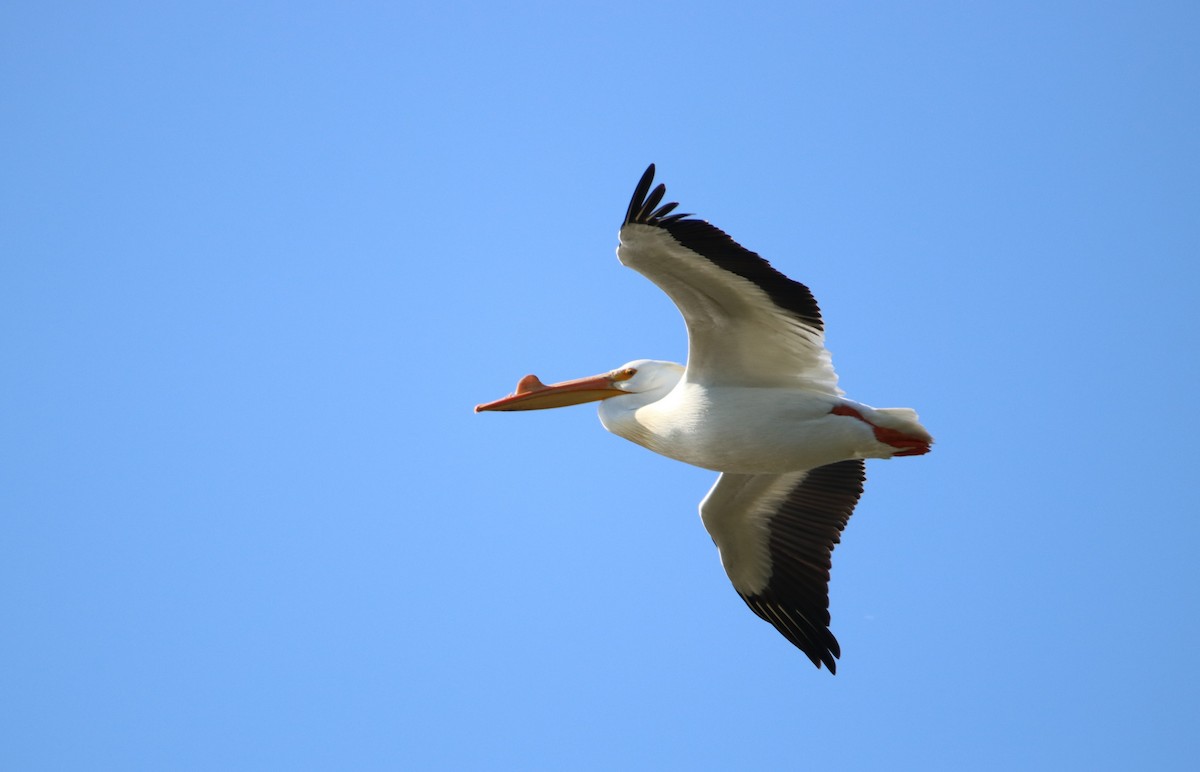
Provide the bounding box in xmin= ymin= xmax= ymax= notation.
xmin=599 ymin=371 xmax=916 ymax=473
xmin=477 ymin=165 xmax=932 ymax=673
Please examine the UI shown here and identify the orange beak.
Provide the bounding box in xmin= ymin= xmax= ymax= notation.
xmin=475 ymin=372 xmax=626 ymax=412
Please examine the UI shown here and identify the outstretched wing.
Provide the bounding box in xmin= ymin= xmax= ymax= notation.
xmin=699 ymin=460 xmax=866 ymax=673
xmin=617 ymin=164 xmax=840 ymax=393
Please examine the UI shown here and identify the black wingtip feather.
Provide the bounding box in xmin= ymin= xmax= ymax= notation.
xmin=739 ymin=460 xmax=866 ymax=674
xmin=641 ymin=183 xmax=667 ymax=221
xmin=620 ymin=163 xmax=824 ymax=332
xmin=624 ymin=164 xmax=687 ymax=227
xmin=624 ymin=164 xmax=657 ymax=226
xmin=653 ymin=200 xmax=678 ymax=219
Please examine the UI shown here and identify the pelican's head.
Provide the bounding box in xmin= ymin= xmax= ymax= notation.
xmin=474 ymin=359 xmax=684 ymax=413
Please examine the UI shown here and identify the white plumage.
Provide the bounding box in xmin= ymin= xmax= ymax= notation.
xmin=477 ymin=165 xmax=932 ymax=672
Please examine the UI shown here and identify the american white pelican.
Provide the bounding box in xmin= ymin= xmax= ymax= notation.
xmin=476 ymin=165 xmax=932 ymax=673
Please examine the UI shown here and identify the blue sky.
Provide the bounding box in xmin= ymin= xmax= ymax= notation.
xmin=3 ymin=2 xmax=1198 ymax=769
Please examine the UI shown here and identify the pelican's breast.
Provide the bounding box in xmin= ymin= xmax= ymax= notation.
xmin=607 ymin=383 xmax=873 ymax=474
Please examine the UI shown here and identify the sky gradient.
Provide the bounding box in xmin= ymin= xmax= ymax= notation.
xmin=3 ymin=2 xmax=1198 ymax=769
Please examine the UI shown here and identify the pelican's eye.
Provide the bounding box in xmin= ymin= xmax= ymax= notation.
xmin=612 ymin=368 xmax=637 ymax=382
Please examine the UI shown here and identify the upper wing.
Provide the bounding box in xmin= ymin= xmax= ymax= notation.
xmin=617 ymin=164 xmax=840 ymax=393
xmin=699 ymin=460 xmax=866 ymax=673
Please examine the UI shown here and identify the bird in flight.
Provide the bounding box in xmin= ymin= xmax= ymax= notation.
xmin=476 ymin=165 xmax=932 ymax=673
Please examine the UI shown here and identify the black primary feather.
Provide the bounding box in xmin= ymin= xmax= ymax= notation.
xmin=623 ymin=164 xmax=823 ymax=332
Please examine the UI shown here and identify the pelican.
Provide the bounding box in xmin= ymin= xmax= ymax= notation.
xmin=476 ymin=165 xmax=932 ymax=673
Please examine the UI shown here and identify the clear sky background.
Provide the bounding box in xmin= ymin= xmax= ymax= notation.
xmin=3 ymin=2 xmax=1198 ymax=770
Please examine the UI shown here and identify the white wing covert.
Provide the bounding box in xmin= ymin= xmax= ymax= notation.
xmin=617 ymin=164 xmax=841 ymax=393
xmin=699 ymin=459 xmax=866 ymax=673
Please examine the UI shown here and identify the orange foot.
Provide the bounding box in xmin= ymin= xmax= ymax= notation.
xmin=831 ymin=404 xmax=931 ymax=457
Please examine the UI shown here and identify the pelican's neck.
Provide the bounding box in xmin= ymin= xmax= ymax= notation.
xmin=596 ymin=380 xmax=681 ymax=451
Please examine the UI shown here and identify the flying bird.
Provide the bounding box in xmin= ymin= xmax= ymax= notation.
xmin=475 ymin=165 xmax=932 ymax=673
